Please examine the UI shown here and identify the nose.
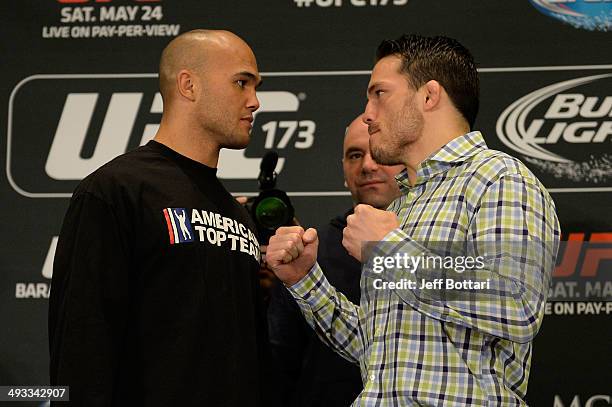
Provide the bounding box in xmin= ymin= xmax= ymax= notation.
xmin=363 ymin=101 xmax=376 ymax=125
xmin=362 ymin=152 xmax=379 ymax=173
xmin=248 ymin=90 xmax=260 ymax=112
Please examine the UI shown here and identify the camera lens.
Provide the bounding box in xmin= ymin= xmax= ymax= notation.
xmin=255 ymin=197 xmax=289 ymax=229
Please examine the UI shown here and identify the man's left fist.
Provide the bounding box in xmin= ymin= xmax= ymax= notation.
xmin=342 ymin=204 xmax=400 ymax=262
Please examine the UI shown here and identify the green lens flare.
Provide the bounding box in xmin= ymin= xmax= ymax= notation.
xmin=255 ymin=197 xmax=288 ymax=229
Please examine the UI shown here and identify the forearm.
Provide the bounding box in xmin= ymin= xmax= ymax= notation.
xmin=368 ymin=172 xmax=560 ymax=343
xmin=50 ymin=317 xmax=119 ymax=406
xmin=287 ymin=263 xmax=364 ymax=364
xmin=366 ymin=229 xmax=554 ymax=342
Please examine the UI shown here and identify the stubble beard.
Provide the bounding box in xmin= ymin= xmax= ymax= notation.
xmin=370 ymin=135 xmax=402 ymax=166
xmin=370 ymin=99 xmax=424 ymax=166
xmin=221 ymin=128 xmax=250 ymax=149
xmin=203 ymin=109 xmax=249 ymax=150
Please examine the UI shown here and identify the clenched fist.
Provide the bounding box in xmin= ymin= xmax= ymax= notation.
xmin=343 ymin=204 xmax=400 ymax=262
xmin=266 ymin=226 xmax=319 ymax=287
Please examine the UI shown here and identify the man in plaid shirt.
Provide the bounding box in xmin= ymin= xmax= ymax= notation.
xmin=267 ymin=34 xmax=560 ymax=406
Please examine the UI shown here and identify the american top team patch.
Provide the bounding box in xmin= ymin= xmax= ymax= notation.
xmin=161 ymin=207 xmax=260 ymax=260
xmin=163 ymin=208 xmax=194 ymax=244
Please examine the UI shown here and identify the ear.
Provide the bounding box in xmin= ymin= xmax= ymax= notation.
xmin=422 ymin=80 xmax=442 ymax=112
xmin=177 ymin=69 xmax=196 ymax=101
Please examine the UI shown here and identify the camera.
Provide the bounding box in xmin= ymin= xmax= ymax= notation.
xmin=246 ymin=151 xmax=295 ymax=244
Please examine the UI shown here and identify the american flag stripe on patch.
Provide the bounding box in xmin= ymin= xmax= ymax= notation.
xmin=168 ymin=208 xmax=180 ymax=243
xmin=163 ymin=208 xmax=176 ymax=244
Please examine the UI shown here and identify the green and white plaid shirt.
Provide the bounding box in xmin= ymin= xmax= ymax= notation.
xmin=288 ymin=131 xmax=560 ymax=406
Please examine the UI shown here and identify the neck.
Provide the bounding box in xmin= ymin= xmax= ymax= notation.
xmin=402 ymin=119 xmax=469 ymax=185
xmin=154 ymin=115 xmax=220 ymax=168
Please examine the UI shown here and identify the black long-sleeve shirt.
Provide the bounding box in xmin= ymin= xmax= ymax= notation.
xmin=49 ymin=141 xmax=269 ymax=406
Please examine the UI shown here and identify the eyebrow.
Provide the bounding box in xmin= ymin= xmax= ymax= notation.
xmin=236 ymin=71 xmax=263 ymax=88
xmin=367 ymin=82 xmax=381 ymax=97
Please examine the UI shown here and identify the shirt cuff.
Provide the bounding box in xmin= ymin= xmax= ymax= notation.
xmin=286 ymin=262 xmax=333 ymax=311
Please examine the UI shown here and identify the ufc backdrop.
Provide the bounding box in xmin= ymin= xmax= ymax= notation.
xmin=0 ymin=0 xmax=611 ymax=406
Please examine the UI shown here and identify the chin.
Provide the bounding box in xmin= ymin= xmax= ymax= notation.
xmin=224 ymin=134 xmax=250 ymax=149
xmin=372 ymin=150 xmax=400 ymax=166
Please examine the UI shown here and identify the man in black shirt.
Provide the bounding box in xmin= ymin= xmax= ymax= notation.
xmin=49 ymin=30 xmax=267 ymax=406
xmin=268 ymin=116 xmax=403 ymax=406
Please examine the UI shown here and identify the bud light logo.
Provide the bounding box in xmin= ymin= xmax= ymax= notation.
xmin=496 ymin=74 xmax=612 ymax=185
xmin=529 ymin=0 xmax=612 ymax=31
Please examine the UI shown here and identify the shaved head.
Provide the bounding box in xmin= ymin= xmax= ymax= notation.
xmin=343 ymin=115 xmax=368 ymax=152
xmin=154 ymin=28 xmax=260 ymax=159
xmin=158 ymin=29 xmax=251 ymax=103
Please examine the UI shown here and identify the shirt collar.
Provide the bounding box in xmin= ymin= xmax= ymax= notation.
xmin=396 ymin=131 xmax=488 ymax=190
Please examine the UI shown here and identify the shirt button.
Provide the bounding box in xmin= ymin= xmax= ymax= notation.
xmin=309 ymin=289 xmax=316 ymax=296
xmin=369 ymin=373 xmax=376 ymax=381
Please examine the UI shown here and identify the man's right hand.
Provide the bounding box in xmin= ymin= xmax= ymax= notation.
xmin=266 ymin=226 xmax=318 ymax=287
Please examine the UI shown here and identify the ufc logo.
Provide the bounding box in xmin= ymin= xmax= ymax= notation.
xmin=554 ymin=233 xmax=612 ymax=278
xmin=46 ymin=92 xmax=162 ymax=180
xmin=8 ymin=74 xmax=303 ymax=198
xmin=45 ymin=90 xmax=297 ymax=180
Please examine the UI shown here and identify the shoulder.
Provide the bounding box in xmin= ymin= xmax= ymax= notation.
xmin=73 ymin=144 xmax=170 ymax=201
xmin=461 ymin=148 xmax=553 ymax=205
xmin=466 ymin=148 xmax=539 ymax=182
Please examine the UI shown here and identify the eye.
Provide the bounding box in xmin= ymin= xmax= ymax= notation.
xmin=348 ymin=152 xmax=363 ymax=160
xmin=375 ymin=89 xmax=385 ymax=96
xmin=236 ymin=79 xmax=246 ymax=88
